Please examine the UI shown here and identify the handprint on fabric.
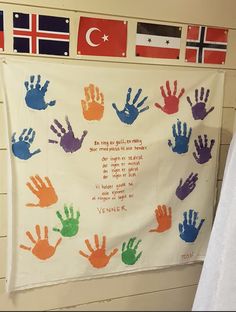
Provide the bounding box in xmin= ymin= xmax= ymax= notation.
xmin=24 ymin=75 xmax=56 ymax=110
xmin=26 ymin=175 xmax=58 ymax=208
xmin=193 ymin=135 xmax=215 ymax=164
xmin=168 ymin=120 xmax=192 ymax=154
xmin=179 ymin=210 xmax=205 ymax=243
xmin=121 ymin=237 xmax=142 ymax=265
xmin=81 ymin=84 xmax=104 ymax=121
xmin=149 ymin=205 xmax=172 ymax=233
xmin=176 ymin=173 xmax=198 ymax=200
xmin=155 ymin=80 xmax=185 ymax=114
xmin=79 ymin=234 xmax=118 ymax=269
xmin=187 ymin=87 xmax=214 ymax=120
xmin=112 ymin=87 xmax=149 ymax=125
xmin=12 ymin=128 xmax=41 ymax=160
xmin=49 ymin=116 xmax=88 ymax=153
xmin=53 ymin=204 xmax=80 ymax=237
xmin=20 ymin=225 xmax=62 ymax=260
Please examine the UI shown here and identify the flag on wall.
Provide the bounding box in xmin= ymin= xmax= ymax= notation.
xmin=77 ymin=16 xmax=127 ymax=57
xmin=185 ymin=25 xmax=228 ymax=64
xmin=136 ymin=22 xmax=182 ymax=59
xmin=13 ymin=12 xmax=70 ymax=56
xmin=0 ymin=11 xmax=4 ymax=51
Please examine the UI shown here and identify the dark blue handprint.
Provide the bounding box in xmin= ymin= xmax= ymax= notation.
xmin=168 ymin=120 xmax=192 ymax=154
xmin=193 ymin=134 xmax=215 ymax=164
xmin=24 ymin=75 xmax=56 ymax=110
xmin=12 ymin=128 xmax=41 ymax=160
xmin=112 ymin=88 xmax=149 ymax=125
xmin=179 ymin=209 xmax=205 ymax=243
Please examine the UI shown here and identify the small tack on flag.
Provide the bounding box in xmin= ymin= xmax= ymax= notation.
xmin=13 ymin=12 xmax=70 ymax=56
xmin=77 ymin=16 xmax=127 ymax=57
xmin=0 ymin=11 xmax=4 ymax=51
xmin=185 ymin=25 xmax=228 ymax=64
xmin=136 ymin=22 xmax=182 ymax=59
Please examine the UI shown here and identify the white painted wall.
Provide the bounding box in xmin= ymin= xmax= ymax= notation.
xmin=0 ymin=1 xmax=235 ymax=310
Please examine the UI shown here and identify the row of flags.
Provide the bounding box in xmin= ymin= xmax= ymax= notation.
xmin=0 ymin=11 xmax=229 ymax=65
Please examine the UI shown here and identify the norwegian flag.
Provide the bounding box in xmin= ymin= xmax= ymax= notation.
xmin=185 ymin=25 xmax=228 ymax=64
xmin=13 ymin=12 xmax=70 ymax=56
xmin=0 ymin=11 xmax=4 ymax=51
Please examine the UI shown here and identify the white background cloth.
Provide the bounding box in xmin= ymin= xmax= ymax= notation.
xmin=192 ymin=129 xmax=236 ymax=311
xmin=1 ymin=58 xmax=224 ymax=292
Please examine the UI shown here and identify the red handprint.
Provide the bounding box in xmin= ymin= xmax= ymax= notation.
xmin=79 ymin=234 xmax=118 ymax=269
xmin=155 ymin=80 xmax=185 ymax=114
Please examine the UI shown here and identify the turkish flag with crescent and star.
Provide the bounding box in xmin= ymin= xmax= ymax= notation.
xmin=77 ymin=16 xmax=127 ymax=57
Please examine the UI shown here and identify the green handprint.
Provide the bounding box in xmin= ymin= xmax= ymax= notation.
xmin=121 ymin=237 xmax=142 ymax=265
xmin=53 ymin=204 xmax=80 ymax=237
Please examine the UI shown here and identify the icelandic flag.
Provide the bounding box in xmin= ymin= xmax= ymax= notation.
xmin=13 ymin=12 xmax=70 ymax=56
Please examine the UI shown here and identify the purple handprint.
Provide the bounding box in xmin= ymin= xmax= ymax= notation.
xmin=187 ymin=87 xmax=214 ymax=120
xmin=49 ymin=116 xmax=88 ymax=153
xmin=176 ymin=173 xmax=198 ymax=200
xmin=193 ymin=135 xmax=215 ymax=164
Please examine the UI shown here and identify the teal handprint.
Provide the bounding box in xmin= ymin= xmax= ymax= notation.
xmin=24 ymin=75 xmax=56 ymax=110
xmin=112 ymin=88 xmax=149 ymax=125
xmin=12 ymin=128 xmax=41 ymax=160
xmin=53 ymin=204 xmax=80 ymax=237
xmin=121 ymin=237 xmax=142 ymax=265
xmin=168 ymin=119 xmax=192 ymax=154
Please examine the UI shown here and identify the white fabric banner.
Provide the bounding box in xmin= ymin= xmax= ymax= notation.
xmin=192 ymin=131 xmax=236 ymax=311
xmin=1 ymin=58 xmax=224 ymax=292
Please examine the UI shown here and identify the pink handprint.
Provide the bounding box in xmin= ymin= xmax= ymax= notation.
xmin=155 ymin=80 xmax=185 ymax=114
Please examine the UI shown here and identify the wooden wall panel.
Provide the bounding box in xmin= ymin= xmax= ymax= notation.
xmin=51 ymin=285 xmax=198 ymax=311
xmin=0 ymin=264 xmax=202 ymax=311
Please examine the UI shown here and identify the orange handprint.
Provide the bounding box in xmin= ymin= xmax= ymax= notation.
xmin=79 ymin=234 xmax=118 ymax=269
xmin=149 ymin=205 xmax=172 ymax=233
xmin=20 ymin=225 xmax=62 ymax=260
xmin=26 ymin=175 xmax=58 ymax=208
xmin=81 ymin=84 xmax=104 ymax=121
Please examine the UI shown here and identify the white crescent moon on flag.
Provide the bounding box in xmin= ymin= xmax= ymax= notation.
xmin=85 ymin=27 xmax=101 ymax=47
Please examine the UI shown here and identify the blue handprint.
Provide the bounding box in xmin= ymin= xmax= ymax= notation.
xmin=179 ymin=209 xmax=205 ymax=243
xmin=112 ymin=87 xmax=149 ymax=125
xmin=12 ymin=128 xmax=41 ymax=160
xmin=168 ymin=119 xmax=192 ymax=154
xmin=24 ymin=75 xmax=56 ymax=110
